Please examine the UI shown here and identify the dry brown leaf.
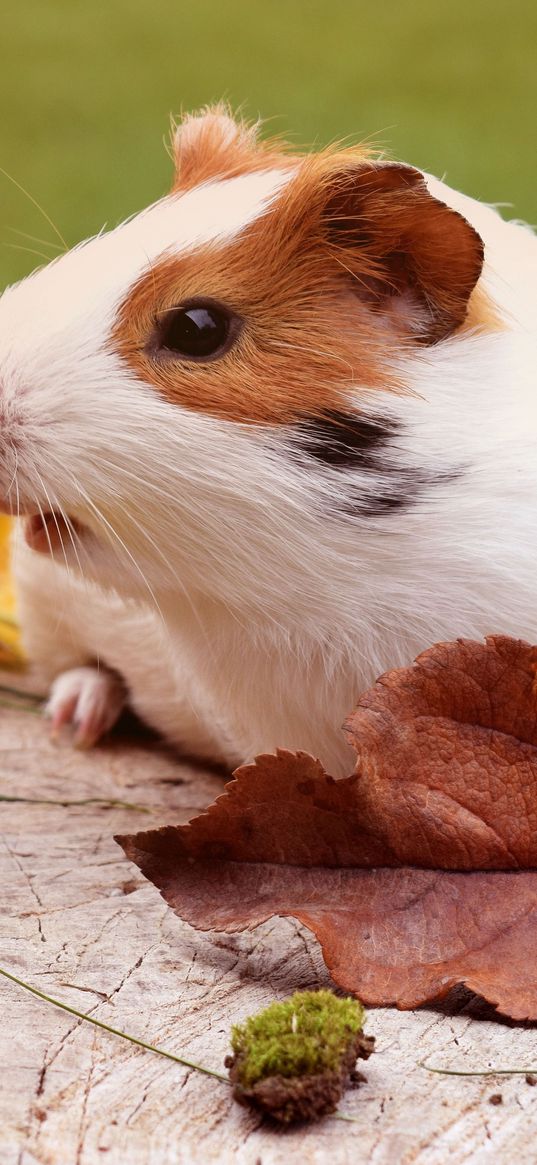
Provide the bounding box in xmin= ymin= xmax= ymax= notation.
xmin=117 ymin=636 xmax=537 ymax=1019
xmin=345 ymin=635 xmax=537 ymax=869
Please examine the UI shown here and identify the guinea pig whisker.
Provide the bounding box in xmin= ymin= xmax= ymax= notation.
xmin=32 ymin=494 xmax=56 ymax=561
xmin=57 ymin=451 xmax=227 ymax=669
xmin=5 ymin=443 xmax=19 ymax=517
xmin=6 ymin=227 xmax=64 ymax=252
xmin=32 ymin=453 xmax=104 ymax=605
xmin=56 ymin=505 xmax=86 ymax=579
xmin=0 ymin=165 xmax=68 ymax=251
xmin=13 ymin=454 xmax=20 ymax=523
xmin=2 ymin=242 xmax=56 ymax=265
xmin=32 ymin=469 xmax=73 ymax=581
xmin=81 ymin=455 xmax=176 ymax=509
xmin=69 ymin=482 xmax=167 ymax=628
xmin=77 ymin=465 xmax=221 ymax=668
xmin=27 ymin=492 xmax=80 ymax=643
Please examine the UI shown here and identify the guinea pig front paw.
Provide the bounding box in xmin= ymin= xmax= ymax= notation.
xmin=45 ymin=666 xmax=126 ymax=749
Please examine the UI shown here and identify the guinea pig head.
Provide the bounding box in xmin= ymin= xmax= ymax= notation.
xmin=0 ymin=108 xmax=484 ymax=612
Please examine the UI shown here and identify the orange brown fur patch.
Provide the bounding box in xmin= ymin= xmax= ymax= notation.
xmin=171 ymin=105 xmax=296 ymax=191
xmin=112 ymin=159 xmax=407 ymax=424
xmin=462 ymin=285 xmax=506 ymax=334
xmin=113 ymin=120 xmax=488 ymax=426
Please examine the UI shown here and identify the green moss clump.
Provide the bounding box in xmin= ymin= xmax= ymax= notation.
xmin=230 ymin=989 xmax=365 ymax=1087
xmin=226 ymin=989 xmax=373 ymax=1123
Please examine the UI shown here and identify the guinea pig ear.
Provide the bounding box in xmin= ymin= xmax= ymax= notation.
xmin=171 ymin=105 xmax=260 ymax=189
xmin=320 ymin=161 xmax=484 ymax=343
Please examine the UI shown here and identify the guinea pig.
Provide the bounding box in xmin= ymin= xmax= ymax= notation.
xmin=1 ymin=105 xmax=536 ymax=777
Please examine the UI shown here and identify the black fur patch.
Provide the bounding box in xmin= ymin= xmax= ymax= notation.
xmin=292 ymin=410 xmax=458 ymax=515
xmin=295 ymin=411 xmax=399 ymax=469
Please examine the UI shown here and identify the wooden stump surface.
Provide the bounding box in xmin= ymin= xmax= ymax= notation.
xmin=1 ymin=680 xmax=537 ymax=1164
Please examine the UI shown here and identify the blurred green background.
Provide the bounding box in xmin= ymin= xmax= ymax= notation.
xmin=1 ymin=0 xmax=535 ymax=290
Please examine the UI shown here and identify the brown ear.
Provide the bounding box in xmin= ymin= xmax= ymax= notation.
xmin=172 ymin=105 xmax=261 ymax=190
xmin=320 ymin=161 xmax=484 ymax=343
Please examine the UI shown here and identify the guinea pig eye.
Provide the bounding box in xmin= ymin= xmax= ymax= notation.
xmin=152 ymin=300 xmax=238 ymax=362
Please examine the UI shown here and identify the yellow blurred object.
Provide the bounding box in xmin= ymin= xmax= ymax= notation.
xmin=0 ymin=515 xmax=26 ymax=668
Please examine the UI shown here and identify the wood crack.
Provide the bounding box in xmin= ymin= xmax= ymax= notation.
xmin=3 ymin=694 xmax=537 ymax=1163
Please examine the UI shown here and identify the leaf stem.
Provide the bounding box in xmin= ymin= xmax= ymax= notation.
xmin=0 ymin=965 xmax=365 ymax=1120
xmin=0 ymin=795 xmax=150 ymax=812
xmin=419 ymin=1057 xmax=537 ymax=1077
xmin=0 ymin=965 xmax=229 ymax=1082
xmin=0 ymin=682 xmax=42 ymax=701
xmin=0 ymin=698 xmax=41 ymax=715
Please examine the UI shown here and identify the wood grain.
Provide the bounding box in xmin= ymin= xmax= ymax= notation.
xmin=1 ymin=685 xmax=537 ymax=1164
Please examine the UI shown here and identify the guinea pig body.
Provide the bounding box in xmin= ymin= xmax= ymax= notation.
xmin=2 ymin=108 xmax=537 ymax=775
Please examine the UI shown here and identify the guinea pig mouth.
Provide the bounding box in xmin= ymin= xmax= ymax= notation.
xmin=24 ymin=511 xmax=86 ymax=555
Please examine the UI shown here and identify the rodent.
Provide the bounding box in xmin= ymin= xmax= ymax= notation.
xmin=1 ymin=105 xmax=536 ymax=776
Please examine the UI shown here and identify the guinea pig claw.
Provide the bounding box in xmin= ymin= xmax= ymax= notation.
xmin=73 ymin=719 xmax=103 ymax=751
xmin=49 ymin=695 xmax=79 ymax=742
xmin=45 ymin=666 xmax=126 ymax=749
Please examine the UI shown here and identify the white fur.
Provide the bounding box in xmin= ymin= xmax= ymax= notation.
xmin=2 ymin=160 xmax=537 ymax=776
